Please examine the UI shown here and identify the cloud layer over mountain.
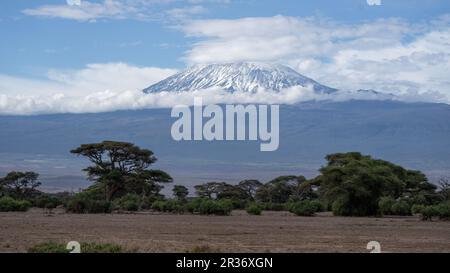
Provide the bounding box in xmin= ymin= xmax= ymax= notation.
xmin=1 ymin=14 xmax=450 ymax=114
xmin=182 ymin=15 xmax=450 ymax=100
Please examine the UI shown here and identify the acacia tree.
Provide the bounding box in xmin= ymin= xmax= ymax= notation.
xmin=237 ymin=180 xmax=262 ymax=201
xmin=173 ymin=185 xmax=189 ymax=201
xmin=194 ymin=182 xmax=227 ymax=199
xmin=0 ymin=171 xmax=41 ymax=200
xmin=71 ymin=141 xmax=172 ymax=201
xmin=255 ymin=176 xmax=309 ymax=203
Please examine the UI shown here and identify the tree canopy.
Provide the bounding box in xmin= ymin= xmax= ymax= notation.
xmin=71 ymin=141 xmax=172 ymax=201
xmin=315 ymin=152 xmax=438 ymax=216
xmin=0 ymin=171 xmax=41 ymax=200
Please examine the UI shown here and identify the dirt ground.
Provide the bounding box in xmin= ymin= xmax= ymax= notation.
xmin=0 ymin=208 xmax=449 ymax=253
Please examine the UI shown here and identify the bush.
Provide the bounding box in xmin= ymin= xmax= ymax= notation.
xmin=391 ymin=201 xmax=411 ymax=216
xmin=35 ymin=195 xmax=61 ymax=209
xmin=187 ymin=198 xmax=233 ymax=216
xmin=0 ymin=197 xmax=32 ymax=212
xmin=332 ymin=197 xmax=352 ymax=216
xmin=246 ymin=203 xmax=262 ymax=215
xmin=289 ymin=200 xmax=322 ymax=216
xmin=411 ymin=204 xmax=426 ymax=215
xmin=309 ymin=200 xmax=325 ymax=212
xmin=378 ymin=197 xmax=395 ymax=215
xmin=28 ymin=241 xmax=125 ymax=253
xmin=113 ymin=194 xmax=141 ymax=211
xmin=152 ymin=200 xmax=186 ymax=213
xmin=435 ymin=202 xmax=450 ymax=220
xmin=259 ymin=202 xmax=285 ymax=211
xmin=420 ymin=206 xmax=438 ymax=221
xmin=65 ymin=194 xmax=111 ymax=214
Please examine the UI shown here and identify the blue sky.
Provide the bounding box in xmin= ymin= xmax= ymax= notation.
xmin=0 ymin=0 xmax=449 ymax=114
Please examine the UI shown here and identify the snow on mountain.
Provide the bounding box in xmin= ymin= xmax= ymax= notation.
xmin=143 ymin=62 xmax=337 ymax=94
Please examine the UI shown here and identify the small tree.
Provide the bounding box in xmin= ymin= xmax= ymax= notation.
xmin=0 ymin=171 xmax=41 ymax=200
xmin=173 ymin=185 xmax=189 ymax=201
xmin=237 ymin=180 xmax=262 ymax=201
xmin=194 ymin=182 xmax=226 ymax=199
xmin=71 ymin=141 xmax=172 ymax=201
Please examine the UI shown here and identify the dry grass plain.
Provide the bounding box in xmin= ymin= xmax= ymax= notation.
xmin=0 ymin=208 xmax=449 ymax=253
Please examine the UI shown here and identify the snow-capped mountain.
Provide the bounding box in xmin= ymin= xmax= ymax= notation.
xmin=143 ymin=62 xmax=337 ymax=94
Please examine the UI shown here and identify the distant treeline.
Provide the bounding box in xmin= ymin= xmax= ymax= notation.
xmin=0 ymin=141 xmax=449 ymax=220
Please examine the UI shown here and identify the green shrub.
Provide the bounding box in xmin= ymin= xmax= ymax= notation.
xmin=289 ymin=200 xmax=322 ymax=216
xmin=28 ymin=241 xmax=125 ymax=253
xmin=435 ymin=202 xmax=450 ymax=220
xmin=187 ymin=198 xmax=233 ymax=215
xmin=331 ymin=197 xmax=351 ymax=216
xmin=113 ymin=194 xmax=141 ymax=211
xmin=411 ymin=204 xmax=426 ymax=215
xmin=152 ymin=200 xmax=186 ymax=213
xmin=309 ymin=200 xmax=325 ymax=212
xmin=65 ymin=194 xmax=111 ymax=214
xmin=246 ymin=203 xmax=262 ymax=215
xmin=35 ymin=195 xmax=60 ymax=209
xmin=378 ymin=197 xmax=395 ymax=215
xmin=420 ymin=206 xmax=438 ymax=221
xmin=0 ymin=197 xmax=32 ymax=212
xmin=260 ymin=202 xmax=285 ymax=211
xmin=391 ymin=201 xmax=411 ymax=216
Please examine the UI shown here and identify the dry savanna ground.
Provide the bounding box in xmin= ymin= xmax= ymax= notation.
xmin=0 ymin=208 xmax=449 ymax=253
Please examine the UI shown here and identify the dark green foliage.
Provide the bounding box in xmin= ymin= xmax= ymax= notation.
xmin=187 ymin=198 xmax=233 ymax=215
xmin=71 ymin=141 xmax=172 ymax=202
xmin=0 ymin=171 xmax=42 ymax=200
xmin=194 ymin=182 xmax=226 ymax=199
xmin=378 ymin=198 xmax=411 ymax=216
xmin=288 ymin=200 xmax=323 ymax=216
xmin=378 ymin=197 xmax=396 ymax=215
xmin=35 ymin=195 xmax=61 ymax=210
xmin=151 ymin=200 xmax=186 ymax=213
xmin=65 ymin=193 xmax=111 ymax=214
xmin=246 ymin=203 xmax=262 ymax=215
xmin=194 ymin=182 xmax=250 ymax=209
xmin=259 ymin=202 xmax=286 ymax=211
xmin=418 ymin=203 xmax=449 ymax=221
xmin=317 ymin=152 xmax=437 ymax=216
xmin=113 ymin=194 xmax=141 ymax=211
xmin=0 ymin=197 xmax=32 ymax=212
xmin=27 ymin=241 xmax=124 ymax=253
xmin=420 ymin=206 xmax=438 ymax=221
xmin=435 ymin=202 xmax=450 ymax=220
xmin=411 ymin=204 xmax=425 ymax=214
xmin=172 ymin=185 xmax=189 ymax=201
xmin=391 ymin=201 xmax=411 ymax=216
xmin=255 ymin=176 xmax=297 ymax=204
xmin=237 ymin=180 xmax=262 ymax=201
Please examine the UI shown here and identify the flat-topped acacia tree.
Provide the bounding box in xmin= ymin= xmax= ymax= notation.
xmin=71 ymin=141 xmax=172 ymax=201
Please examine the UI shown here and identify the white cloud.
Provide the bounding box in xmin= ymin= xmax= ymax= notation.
xmin=0 ymin=63 xmax=178 ymax=114
xmin=367 ymin=0 xmax=382 ymax=6
xmin=166 ymin=5 xmax=207 ymax=20
xmin=0 ymin=84 xmax=396 ymax=115
xmin=22 ymin=0 xmax=228 ymax=22
xmin=181 ymin=15 xmax=450 ymax=101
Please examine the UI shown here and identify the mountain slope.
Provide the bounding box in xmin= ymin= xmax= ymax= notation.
xmin=143 ymin=62 xmax=337 ymax=94
xmin=1 ymin=100 xmax=450 ymax=191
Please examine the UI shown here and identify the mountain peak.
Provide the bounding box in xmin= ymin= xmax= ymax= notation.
xmin=143 ymin=62 xmax=337 ymax=94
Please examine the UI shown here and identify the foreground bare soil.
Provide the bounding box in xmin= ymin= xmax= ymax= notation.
xmin=0 ymin=208 xmax=449 ymax=253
